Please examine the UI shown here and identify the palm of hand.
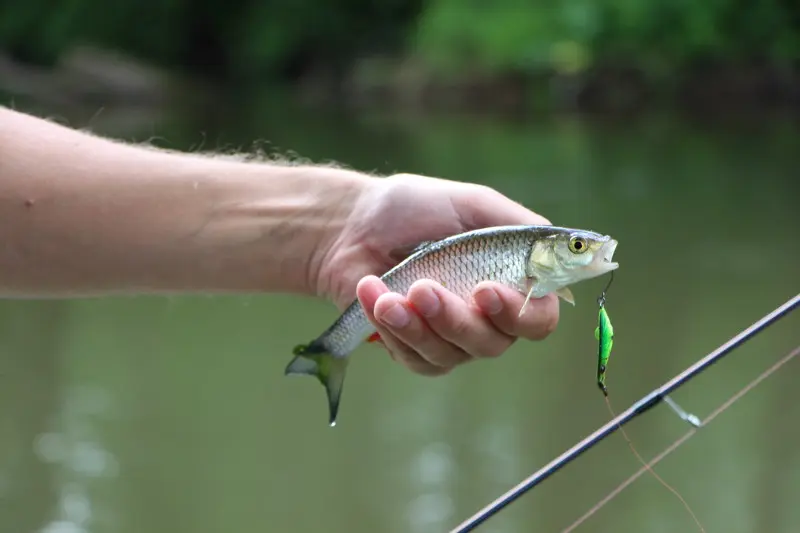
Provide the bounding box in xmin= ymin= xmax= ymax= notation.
xmin=316 ymin=173 xmax=560 ymax=376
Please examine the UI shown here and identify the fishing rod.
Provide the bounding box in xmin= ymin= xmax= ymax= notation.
xmin=562 ymin=343 xmax=800 ymax=533
xmin=450 ymin=293 xmax=800 ymax=533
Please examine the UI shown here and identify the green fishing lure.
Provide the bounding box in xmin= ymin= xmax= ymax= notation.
xmin=595 ymin=305 xmax=613 ymax=395
xmin=594 ymin=271 xmax=615 ymax=396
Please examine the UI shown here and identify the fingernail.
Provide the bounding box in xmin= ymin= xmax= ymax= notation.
xmin=414 ymin=286 xmax=440 ymax=317
xmin=475 ymin=288 xmax=502 ymax=315
xmin=380 ymin=302 xmax=410 ymax=328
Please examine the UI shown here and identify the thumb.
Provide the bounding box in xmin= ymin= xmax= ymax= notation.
xmin=452 ymin=185 xmax=551 ymax=229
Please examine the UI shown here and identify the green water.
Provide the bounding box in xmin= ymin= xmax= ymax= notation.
xmin=1 ymin=98 xmax=799 ymax=533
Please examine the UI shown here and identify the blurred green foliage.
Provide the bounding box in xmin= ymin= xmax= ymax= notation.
xmin=0 ymin=0 xmax=421 ymax=80
xmin=1 ymin=0 xmax=797 ymax=81
xmin=413 ymin=0 xmax=799 ymax=78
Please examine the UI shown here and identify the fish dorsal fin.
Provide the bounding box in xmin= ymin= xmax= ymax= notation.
xmin=410 ymin=240 xmax=434 ymax=255
xmin=388 ymin=240 xmax=438 ymax=265
xmin=556 ymin=287 xmax=576 ymax=305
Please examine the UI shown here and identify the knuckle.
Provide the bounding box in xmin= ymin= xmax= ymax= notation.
xmin=528 ymin=323 xmax=551 ymax=341
xmin=422 ymin=365 xmax=452 ymax=377
xmin=529 ymin=307 xmax=559 ymax=340
xmin=422 ymin=345 xmax=466 ymax=369
xmin=476 ymin=347 xmax=500 ymax=359
xmin=480 ymin=340 xmax=509 ymax=358
xmin=544 ymin=300 xmax=561 ymax=334
xmin=473 ymin=183 xmax=498 ymax=197
xmin=545 ymin=313 xmax=559 ymax=336
xmin=388 ymin=172 xmax=415 ymax=181
xmin=446 ymin=312 xmax=472 ymax=339
xmin=390 ymin=348 xmax=425 ymax=374
xmin=386 ymin=337 xmax=453 ymax=377
xmin=403 ymin=324 xmax=427 ymax=346
xmin=392 ymin=313 xmax=427 ymax=345
xmin=409 ymin=355 xmax=451 ymax=376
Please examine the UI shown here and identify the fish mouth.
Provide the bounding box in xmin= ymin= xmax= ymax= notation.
xmin=598 ymin=238 xmax=619 ymax=270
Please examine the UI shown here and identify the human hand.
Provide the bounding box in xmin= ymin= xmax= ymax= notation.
xmin=315 ymin=173 xmax=560 ymax=376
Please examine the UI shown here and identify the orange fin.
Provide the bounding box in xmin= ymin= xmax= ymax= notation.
xmin=366 ymin=332 xmax=381 ymax=343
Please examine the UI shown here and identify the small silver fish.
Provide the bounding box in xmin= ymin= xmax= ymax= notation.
xmin=286 ymin=225 xmax=620 ymax=426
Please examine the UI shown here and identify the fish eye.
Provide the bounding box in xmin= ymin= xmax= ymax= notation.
xmin=568 ymin=236 xmax=588 ymax=254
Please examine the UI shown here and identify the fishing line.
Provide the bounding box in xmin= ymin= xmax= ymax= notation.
xmin=563 ymin=344 xmax=800 ymax=532
xmin=598 ymin=271 xmax=705 ymax=532
xmin=448 ymin=293 xmax=799 ymax=533
xmin=596 ymin=270 xmax=614 ymax=308
xmin=602 ymin=396 xmax=706 ymax=532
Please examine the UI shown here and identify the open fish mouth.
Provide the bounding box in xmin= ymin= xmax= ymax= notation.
xmin=600 ymin=238 xmax=619 ymax=270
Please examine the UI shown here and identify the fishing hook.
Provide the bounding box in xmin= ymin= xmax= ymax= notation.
xmin=597 ymin=270 xmax=615 ymax=308
xmin=596 ymin=269 xmax=699 ymax=427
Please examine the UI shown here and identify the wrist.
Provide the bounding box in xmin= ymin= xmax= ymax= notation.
xmin=196 ymin=161 xmax=373 ymax=296
xmin=0 ymin=105 xmax=375 ymax=297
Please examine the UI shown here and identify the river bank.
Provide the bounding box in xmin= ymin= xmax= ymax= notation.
xmin=2 ymin=46 xmax=797 ymax=117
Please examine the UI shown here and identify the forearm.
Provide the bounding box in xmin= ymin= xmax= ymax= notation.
xmin=0 ymin=106 xmax=369 ymax=297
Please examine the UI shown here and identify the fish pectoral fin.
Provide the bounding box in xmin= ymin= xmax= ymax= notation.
xmin=518 ymin=284 xmax=537 ymax=317
xmin=518 ymin=277 xmax=553 ymax=317
xmin=556 ymin=287 xmax=576 ymax=305
xmin=594 ymin=326 xmax=600 ymax=340
xmin=518 ymin=284 xmax=574 ymax=316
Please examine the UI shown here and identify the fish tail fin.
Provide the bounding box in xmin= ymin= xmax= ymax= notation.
xmin=285 ymin=341 xmax=349 ymax=427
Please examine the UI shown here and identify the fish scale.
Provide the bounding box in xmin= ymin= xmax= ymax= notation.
xmin=285 ymin=224 xmax=619 ymax=426
xmin=321 ymin=228 xmax=535 ymax=357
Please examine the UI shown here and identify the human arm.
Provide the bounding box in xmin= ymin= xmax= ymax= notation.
xmin=0 ymin=105 xmax=367 ymax=297
xmin=0 ymin=106 xmax=560 ymax=375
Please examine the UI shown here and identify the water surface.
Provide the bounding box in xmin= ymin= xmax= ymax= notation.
xmin=1 ymin=99 xmax=798 ymax=533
